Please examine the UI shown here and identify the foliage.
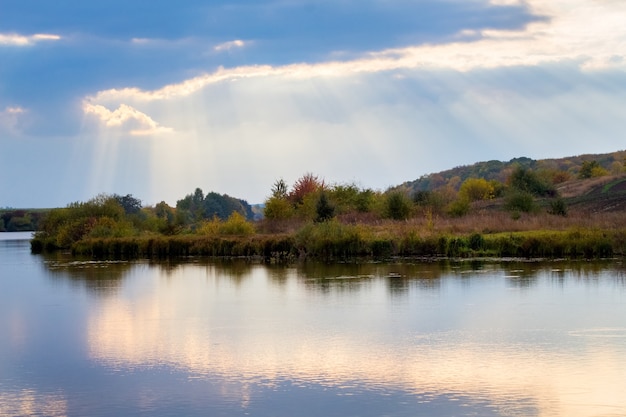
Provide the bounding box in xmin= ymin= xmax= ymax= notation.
xmin=399 ymin=150 xmax=626 ymax=197
xmin=315 ymin=192 xmax=335 ymax=222
xmin=459 ymin=178 xmax=495 ymax=201
xmin=34 ymin=194 xmax=136 ymax=249
xmin=504 ymin=191 xmax=536 ymax=213
xmin=578 ymin=160 xmax=607 ymax=179
xmin=177 ymin=188 xmax=254 ymax=223
xmin=548 ymin=198 xmax=568 ymax=216
xmin=294 ymin=220 xmax=369 ymax=260
xmin=508 ymin=166 xmax=556 ymax=197
xmin=263 ymin=196 xmax=294 ymax=220
xmin=447 ymin=199 xmax=470 ymax=217
xmin=198 ymin=212 xmax=255 ymax=236
xmin=384 ymin=191 xmax=412 ymax=220
xmin=114 ymin=194 xmax=142 ymax=214
xmin=1 ymin=209 xmax=46 ymax=232
xmin=289 ymin=173 xmax=323 ymax=206
xmin=271 ymin=179 xmax=289 ymax=199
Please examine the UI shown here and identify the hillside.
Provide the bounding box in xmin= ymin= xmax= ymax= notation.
xmin=399 ymin=150 xmax=626 ymax=194
xmin=558 ymin=174 xmax=626 ymax=213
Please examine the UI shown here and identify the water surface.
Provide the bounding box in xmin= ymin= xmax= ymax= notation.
xmin=1 ymin=232 xmax=625 ymax=416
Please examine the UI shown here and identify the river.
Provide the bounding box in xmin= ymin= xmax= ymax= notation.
xmin=1 ymin=231 xmax=625 ymax=417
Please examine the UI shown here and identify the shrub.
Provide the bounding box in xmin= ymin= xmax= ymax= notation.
xmin=264 ymin=196 xmax=294 ymax=220
xmin=504 ymin=191 xmax=536 ymax=213
xmin=385 ymin=191 xmax=412 ymax=220
xmin=198 ymin=212 xmax=255 ymax=236
xmin=459 ymin=178 xmax=494 ymax=201
xmin=447 ymin=199 xmax=470 ymax=217
xmin=548 ymin=198 xmax=568 ymax=216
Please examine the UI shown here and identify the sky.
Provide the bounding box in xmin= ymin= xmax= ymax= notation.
xmin=1 ymin=0 xmax=625 ymax=208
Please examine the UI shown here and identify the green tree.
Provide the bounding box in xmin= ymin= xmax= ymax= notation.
xmin=385 ymin=191 xmax=412 ymax=220
xmin=114 ymin=194 xmax=142 ymax=214
xmin=508 ymin=166 xmax=555 ymax=197
xmin=315 ymin=192 xmax=335 ymax=222
xmin=578 ymin=160 xmax=608 ymax=179
xmin=271 ymin=179 xmax=289 ymax=199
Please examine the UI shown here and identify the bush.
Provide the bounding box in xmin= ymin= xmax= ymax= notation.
xmin=504 ymin=191 xmax=536 ymax=213
xmin=264 ymin=196 xmax=294 ymax=220
xmin=198 ymin=212 xmax=255 ymax=236
xmin=548 ymin=198 xmax=568 ymax=216
xmin=447 ymin=199 xmax=470 ymax=217
xmin=385 ymin=191 xmax=412 ymax=220
xmin=220 ymin=212 xmax=255 ymax=235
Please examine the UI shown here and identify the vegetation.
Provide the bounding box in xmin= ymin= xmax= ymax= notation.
xmin=28 ymin=150 xmax=626 ymax=261
xmin=0 ymin=209 xmax=48 ymax=232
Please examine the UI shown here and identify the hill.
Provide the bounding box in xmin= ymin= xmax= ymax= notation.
xmin=558 ymin=174 xmax=626 ymax=213
xmin=398 ymin=150 xmax=626 ymax=194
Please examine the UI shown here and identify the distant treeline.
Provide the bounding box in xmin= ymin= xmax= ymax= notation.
xmin=31 ymin=189 xmax=255 ymax=252
xmin=0 ymin=209 xmax=48 ymax=232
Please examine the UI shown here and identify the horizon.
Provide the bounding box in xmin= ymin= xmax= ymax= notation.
xmin=2 ymin=1 xmax=626 ymax=208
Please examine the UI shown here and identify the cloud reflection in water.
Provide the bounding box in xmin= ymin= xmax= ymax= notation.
xmin=86 ymin=262 xmax=626 ymax=416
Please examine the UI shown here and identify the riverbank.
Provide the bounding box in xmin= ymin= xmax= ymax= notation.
xmin=31 ymin=220 xmax=625 ymax=261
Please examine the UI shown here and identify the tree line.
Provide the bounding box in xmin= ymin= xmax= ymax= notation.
xmin=28 ymin=155 xmax=626 ymax=252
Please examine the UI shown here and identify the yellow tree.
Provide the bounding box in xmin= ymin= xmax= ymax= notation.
xmin=459 ymin=178 xmax=495 ymax=202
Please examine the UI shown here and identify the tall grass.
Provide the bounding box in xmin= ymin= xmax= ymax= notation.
xmin=32 ymin=206 xmax=626 ymax=261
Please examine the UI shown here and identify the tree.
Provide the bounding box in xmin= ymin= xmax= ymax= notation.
xmin=504 ymin=191 xmax=536 ymax=213
xmin=578 ymin=160 xmax=607 ymax=179
xmin=289 ymin=173 xmax=323 ymax=206
xmin=315 ymin=192 xmax=335 ymax=222
xmin=264 ymin=196 xmax=294 ymax=220
xmin=114 ymin=194 xmax=142 ymax=214
xmin=458 ymin=178 xmax=494 ymax=202
xmin=385 ymin=191 xmax=412 ymax=220
xmin=508 ymin=166 xmax=555 ymax=197
xmin=271 ymin=179 xmax=289 ymax=199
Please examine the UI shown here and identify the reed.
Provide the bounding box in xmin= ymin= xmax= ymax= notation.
xmin=32 ymin=208 xmax=626 ymax=261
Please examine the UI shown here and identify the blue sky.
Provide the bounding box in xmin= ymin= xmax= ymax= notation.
xmin=1 ymin=0 xmax=625 ymax=208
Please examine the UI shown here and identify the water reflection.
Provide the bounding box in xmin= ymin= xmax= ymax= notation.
xmin=41 ymin=252 xmax=133 ymax=296
xmin=79 ymin=260 xmax=626 ymax=417
xmin=0 ymin=389 xmax=67 ymax=417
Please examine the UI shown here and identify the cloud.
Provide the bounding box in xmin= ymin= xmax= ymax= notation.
xmin=86 ymin=264 xmax=626 ymax=417
xmin=214 ymin=39 xmax=247 ymax=52
xmin=0 ymin=106 xmax=27 ymax=134
xmin=83 ymin=103 xmax=173 ymax=136
xmin=0 ymin=33 xmax=61 ymax=46
xmin=85 ymin=0 xmax=626 ymax=106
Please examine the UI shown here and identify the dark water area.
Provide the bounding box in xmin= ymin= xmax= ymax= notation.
xmin=1 ymin=232 xmax=626 ymax=416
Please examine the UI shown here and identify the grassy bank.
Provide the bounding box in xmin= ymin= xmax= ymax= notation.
xmin=31 ymin=220 xmax=625 ymax=261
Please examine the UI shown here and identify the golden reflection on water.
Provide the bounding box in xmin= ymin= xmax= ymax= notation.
xmin=86 ymin=262 xmax=626 ymax=417
xmin=0 ymin=389 xmax=67 ymax=417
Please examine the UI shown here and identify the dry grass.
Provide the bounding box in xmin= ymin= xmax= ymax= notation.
xmin=556 ymin=174 xmax=626 ymax=198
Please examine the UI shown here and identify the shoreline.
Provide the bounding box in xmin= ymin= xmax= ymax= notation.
xmin=31 ymin=227 xmax=625 ymax=261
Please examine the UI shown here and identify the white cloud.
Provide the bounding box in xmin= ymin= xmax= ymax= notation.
xmin=83 ymin=103 xmax=173 ymax=136
xmin=0 ymin=32 xmax=61 ymax=46
xmin=85 ymin=0 xmax=626 ymax=105
xmin=214 ymin=39 xmax=247 ymax=52
xmin=0 ymin=106 xmax=27 ymax=134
